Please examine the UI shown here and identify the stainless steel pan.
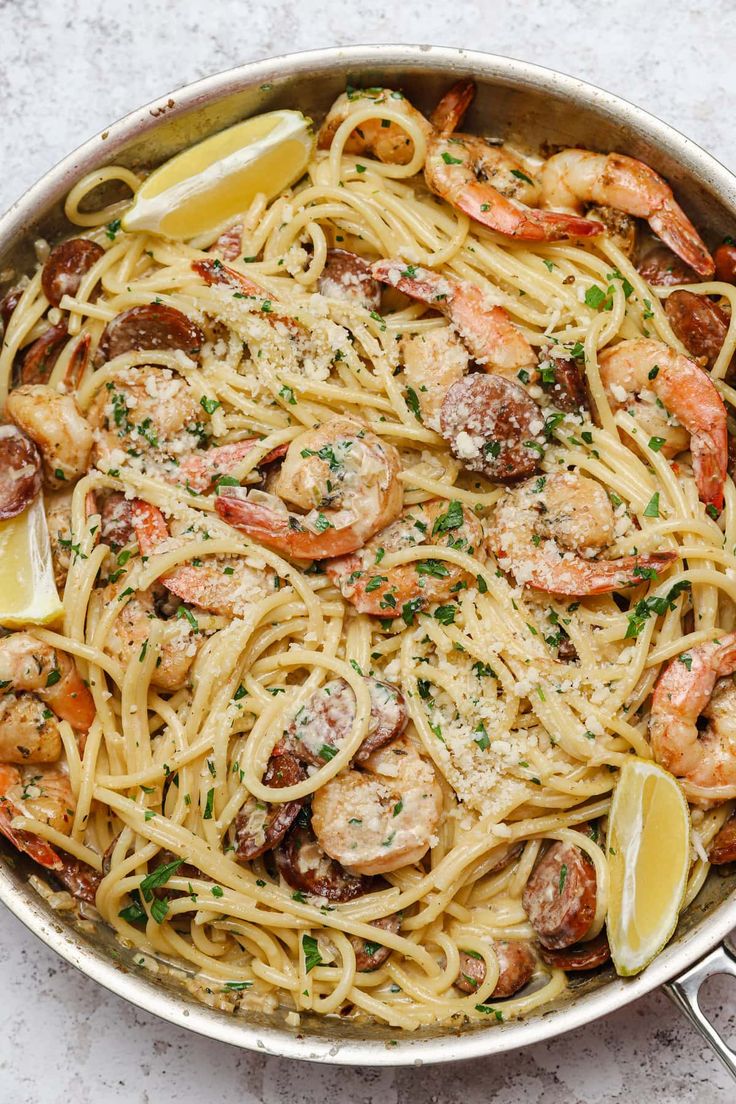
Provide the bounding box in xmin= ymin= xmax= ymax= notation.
xmin=0 ymin=44 xmax=734 ymax=1072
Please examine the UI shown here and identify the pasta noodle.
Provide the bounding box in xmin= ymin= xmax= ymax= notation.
xmin=2 ymin=90 xmax=736 ymax=1033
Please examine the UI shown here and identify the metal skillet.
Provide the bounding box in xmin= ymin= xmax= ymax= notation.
xmin=0 ymin=43 xmax=734 ymax=1074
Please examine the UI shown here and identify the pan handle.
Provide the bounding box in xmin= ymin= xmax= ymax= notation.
xmin=665 ymin=940 xmax=736 ymax=1082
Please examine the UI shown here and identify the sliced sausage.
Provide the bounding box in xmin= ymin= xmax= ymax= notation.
xmin=585 ymin=205 xmax=637 ymax=258
xmin=664 ymin=289 xmax=729 ymax=369
xmin=348 ymin=913 xmax=402 ymax=971
xmin=96 ymin=304 xmax=204 ymax=365
xmin=317 ymin=250 xmax=382 ymax=311
xmin=522 ymin=840 xmax=597 ymax=950
xmin=41 ymin=238 xmax=105 ymax=308
xmin=707 ymin=811 xmax=736 ymax=865
xmin=714 ymin=242 xmax=736 ymax=285
xmin=0 ymin=424 xmax=42 ymax=519
xmin=455 ymin=941 xmax=535 ymax=998
xmin=439 ymin=373 xmax=544 ymax=482
xmin=539 ymin=355 xmax=588 ymax=413
xmin=0 ymin=287 xmax=22 ymax=332
xmin=275 ymin=820 xmax=376 ymax=901
xmin=637 ymin=245 xmax=698 ymax=288
xmin=288 ymin=677 xmax=407 ymax=767
xmin=234 ymin=748 xmax=306 ymax=862
xmin=17 ymin=322 xmax=68 ymax=385
xmin=539 ymin=929 xmax=611 ymax=971
xmin=53 ymin=855 xmax=102 ymax=904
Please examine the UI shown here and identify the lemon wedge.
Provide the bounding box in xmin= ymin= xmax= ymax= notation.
xmin=0 ymin=495 xmax=63 ymax=627
xmin=607 ymin=758 xmax=690 ymax=977
xmin=121 ymin=110 xmax=314 ymax=240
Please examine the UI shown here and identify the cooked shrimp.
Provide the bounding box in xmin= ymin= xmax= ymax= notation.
xmin=490 ymin=473 xmax=676 ymax=596
xmin=311 ymin=736 xmax=443 ymax=876
xmin=215 ymin=416 xmax=403 ymax=559
xmin=5 ymin=384 xmax=93 ymax=489
xmin=650 ymin=633 xmax=736 ymax=800
xmin=599 ymin=338 xmax=728 ymax=510
xmin=317 ymin=87 xmax=433 ymax=165
xmin=327 ymin=498 xmax=484 ymax=616
xmin=540 ymin=150 xmax=714 ymax=277
xmin=0 ymin=632 xmax=94 ymax=734
xmin=373 ymin=261 xmax=537 ymax=377
xmin=400 ymin=328 xmax=469 ymax=431
xmin=86 ymin=366 xmax=201 ymax=474
xmin=131 ymin=499 xmax=280 ymax=617
xmin=104 ymin=585 xmax=200 ymax=692
xmin=425 ymin=134 xmax=603 ymax=241
xmin=0 ymin=764 xmax=73 ymax=870
xmin=176 ymin=439 xmax=288 ymax=494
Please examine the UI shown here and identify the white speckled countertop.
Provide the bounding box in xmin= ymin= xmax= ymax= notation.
xmin=1 ymin=1 xmax=735 ymax=1100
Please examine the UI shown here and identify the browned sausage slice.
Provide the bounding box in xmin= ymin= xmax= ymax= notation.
xmin=439 ymin=373 xmax=544 ymax=482
xmin=539 ymin=355 xmax=588 ymax=413
xmin=714 ymin=242 xmax=736 ymax=285
xmin=53 ymin=855 xmax=102 ymax=904
xmin=522 ymin=840 xmax=597 ymax=950
xmin=707 ymin=811 xmax=736 ymax=864
xmin=348 ymin=913 xmax=402 ymax=971
xmin=96 ymin=304 xmax=204 ymax=365
xmin=541 ymin=360 xmax=582 ymax=413
xmin=288 ymin=677 xmax=407 ymax=766
xmin=637 ymin=245 xmax=698 ymax=288
xmin=234 ymin=749 xmax=306 ymax=862
xmin=455 ymin=941 xmax=535 ymax=997
xmin=538 ymin=929 xmax=611 ymax=971
xmin=275 ymin=820 xmax=376 ymax=901
xmin=317 ymin=250 xmax=382 ymax=311
xmin=0 ymin=287 xmax=22 ymax=332
xmin=664 ymin=290 xmax=729 ymax=368
xmin=0 ymin=425 xmax=42 ymax=519
xmin=41 ymin=238 xmax=105 ymax=308
xmin=17 ymin=322 xmax=68 ymax=385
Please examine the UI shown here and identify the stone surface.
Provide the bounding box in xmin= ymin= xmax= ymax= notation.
xmin=0 ymin=1 xmax=735 ymax=1101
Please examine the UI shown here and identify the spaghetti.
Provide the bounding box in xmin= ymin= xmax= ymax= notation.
xmin=1 ymin=82 xmax=736 ymax=1031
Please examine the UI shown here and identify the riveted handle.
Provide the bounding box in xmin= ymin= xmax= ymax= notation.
xmin=665 ymin=941 xmax=736 ymax=1082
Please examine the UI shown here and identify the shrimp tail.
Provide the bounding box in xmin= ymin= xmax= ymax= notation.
xmin=0 ymin=799 xmax=63 ymax=871
xmin=215 ymin=493 xmax=364 ymax=559
xmin=650 ymin=202 xmax=715 ymax=280
xmin=456 ymin=183 xmax=604 ymax=241
xmin=656 ymin=358 xmax=728 ymax=511
xmin=429 ymin=79 xmax=476 ymax=135
xmin=48 ymin=670 xmax=96 ymax=733
xmin=177 ymin=440 xmax=288 ymax=494
xmin=518 ymin=550 xmax=677 ymax=597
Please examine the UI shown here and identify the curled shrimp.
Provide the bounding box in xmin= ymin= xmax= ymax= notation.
xmin=318 ymin=87 xmax=433 ymax=165
xmin=6 ymin=384 xmax=93 ymax=489
xmin=311 ymin=735 xmax=443 ymax=875
xmin=540 ymin=150 xmax=714 ymax=277
xmin=131 ymin=499 xmax=279 ymax=619
xmin=0 ymin=632 xmax=95 ymax=750
xmin=489 ymin=472 xmax=675 ymax=596
xmin=425 ymin=134 xmax=603 ymax=242
xmin=316 ymin=80 xmax=473 ymax=167
xmin=650 ymin=633 xmax=736 ymax=801
xmin=327 ymin=498 xmax=484 ymax=616
xmin=104 ymin=585 xmax=201 ymax=692
xmin=215 ymin=416 xmax=403 ymax=559
xmin=0 ymin=764 xmax=74 ymax=870
xmin=372 ymin=260 xmax=537 ymax=377
xmin=599 ymin=338 xmax=728 ymax=510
